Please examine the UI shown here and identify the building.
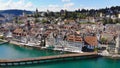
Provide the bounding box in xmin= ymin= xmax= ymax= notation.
xmin=67 ymin=34 xmax=83 ymax=43
xmin=118 ymin=13 xmax=120 ymax=18
xmin=115 ymin=35 xmax=120 ymax=54
xmin=87 ymin=17 xmax=96 ymax=23
xmin=0 ymin=14 xmax=5 ymax=23
xmin=84 ymin=36 xmax=98 ymax=49
xmin=100 ymin=13 xmax=103 ymax=17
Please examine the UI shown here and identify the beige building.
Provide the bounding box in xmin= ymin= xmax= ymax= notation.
xmin=118 ymin=14 xmax=120 ymax=18
xmin=115 ymin=35 xmax=120 ymax=54
xmin=100 ymin=13 xmax=103 ymax=17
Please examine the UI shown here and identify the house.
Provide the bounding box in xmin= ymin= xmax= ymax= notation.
xmin=84 ymin=36 xmax=98 ymax=49
xmin=88 ymin=17 xmax=96 ymax=23
xmin=5 ymin=30 xmax=13 ymax=38
xmin=115 ymin=35 xmax=120 ymax=54
xmin=79 ymin=19 xmax=88 ymax=23
xmin=107 ymin=35 xmax=120 ymax=54
xmin=67 ymin=34 xmax=83 ymax=43
xmin=118 ymin=13 xmax=120 ymax=19
xmin=64 ymin=19 xmax=76 ymax=24
xmin=0 ymin=14 xmax=5 ymax=23
xmin=100 ymin=12 xmax=103 ymax=17
xmin=13 ymin=28 xmax=27 ymax=37
xmin=101 ymin=32 xmax=115 ymax=43
xmin=44 ymin=29 xmax=58 ymax=37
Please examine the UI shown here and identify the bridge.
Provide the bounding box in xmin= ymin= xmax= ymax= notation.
xmin=0 ymin=52 xmax=98 ymax=66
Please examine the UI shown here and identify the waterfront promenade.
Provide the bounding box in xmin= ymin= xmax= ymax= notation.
xmin=0 ymin=52 xmax=98 ymax=66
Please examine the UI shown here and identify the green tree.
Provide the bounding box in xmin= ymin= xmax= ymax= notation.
xmin=100 ymin=37 xmax=107 ymax=44
xmin=35 ymin=18 xmax=40 ymax=23
xmin=41 ymin=19 xmax=48 ymax=24
xmin=18 ymin=21 xmax=24 ymax=24
xmin=77 ymin=13 xmax=87 ymax=19
xmin=103 ymin=18 xmax=113 ymax=25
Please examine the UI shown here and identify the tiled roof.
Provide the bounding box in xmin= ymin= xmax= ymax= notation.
xmin=67 ymin=35 xmax=83 ymax=42
xmin=64 ymin=20 xmax=75 ymax=23
xmin=13 ymin=28 xmax=27 ymax=36
xmin=84 ymin=36 xmax=98 ymax=46
xmin=13 ymin=28 xmax=23 ymax=33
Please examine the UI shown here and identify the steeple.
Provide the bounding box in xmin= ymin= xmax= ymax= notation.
xmin=35 ymin=8 xmax=39 ymax=18
xmin=36 ymin=8 xmax=38 ymax=13
xmin=22 ymin=10 xmax=26 ymax=17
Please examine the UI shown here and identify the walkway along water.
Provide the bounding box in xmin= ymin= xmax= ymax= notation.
xmin=0 ymin=42 xmax=9 ymax=45
xmin=0 ymin=52 xmax=98 ymax=66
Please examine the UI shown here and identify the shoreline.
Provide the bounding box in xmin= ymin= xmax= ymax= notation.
xmin=0 ymin=39 xmax=98 ymax=54
xmin=3 ymin=39 xmax=120 ymax=59
xmin=0 ymin=39 xmax=43 ymax=50
xmin=0 ymin=39 xmax=73 ymax=53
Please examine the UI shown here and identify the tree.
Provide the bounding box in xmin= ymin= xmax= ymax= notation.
xmin=49 ymin=12 xmax=55 ymax=17
xmin=115 ymin=19 xmax=120 ymax=23
xmin=77 ymin=13 xmax=87 ymax=19
xmin=35 ymin=18 xmax=40 ymax=23
xmin=103 ymin=18 xmax=113 ymax=25
xmin=14 ymin=17 xmax=18 ymax=23
xmin=100 ymin=37 xmax=107 ymax=44
xmin=80 ymin=9 xmax=87 ymax=13
xmin=41 ymin=19 xmax=48 ymax=24
xmin=18 ymin=21 xmax=24 ymax=24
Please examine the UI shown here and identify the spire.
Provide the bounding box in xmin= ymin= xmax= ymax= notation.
xmin=35 ymin=8 xmax=39 ymax=18
xmin=22 ymin=10 xmax=26 ymax=17
xmin=36 ymin=8 xmax=38 ymax=13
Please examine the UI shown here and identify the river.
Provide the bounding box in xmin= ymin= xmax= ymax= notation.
xmin=0 ymin=43 xmax=120 ymax=68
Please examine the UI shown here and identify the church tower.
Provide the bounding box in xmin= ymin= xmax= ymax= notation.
xmin=35 ymin=8 xmax=39 ymax=17
xmin=22 ymin=10 xmax=26 ymax=17
xmin=36 ymin=8 xmax=38 ymax=14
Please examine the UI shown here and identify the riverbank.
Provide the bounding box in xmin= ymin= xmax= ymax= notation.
xmin=0 ymin=39 xmax=43 ymax=49
xmin=0 ymin=39 xmax=70 ymax=54
xmin=0 ymin=44 xmax=119 ymax=68
xmin=98 ymin=50 xmax=120 ymax=59
xmin=0 ymin=39 xmax=82 ymax=53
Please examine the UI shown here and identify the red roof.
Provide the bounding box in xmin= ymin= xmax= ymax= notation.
xmin=84 ymin=36 xmax=98 ymax=46
xmin=67 ymin=35 xmax=83 ymax=42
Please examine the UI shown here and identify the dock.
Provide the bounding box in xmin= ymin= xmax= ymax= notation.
xmin=0 ymin=52 xmax=98 ymax=66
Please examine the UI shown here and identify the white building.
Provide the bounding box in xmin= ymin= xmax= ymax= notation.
xmin=100 ymin=13 xmax=103 ymax=17
xmin=115 ymin=35 xmax=120 ymax=54
xmin=6 ymin=31 xmax=12 ymax=38
xmin=118 ymin=14 xmax=120 ymax=18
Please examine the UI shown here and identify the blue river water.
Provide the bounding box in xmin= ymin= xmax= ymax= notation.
xmin=0 ymin=43 xmax=120 ymax=68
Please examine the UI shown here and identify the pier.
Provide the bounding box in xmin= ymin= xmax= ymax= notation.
xmin=0 ymin=52 xmax=98 ymax=66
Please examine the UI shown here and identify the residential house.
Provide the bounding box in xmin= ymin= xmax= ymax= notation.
xmin=64 ymin=19 xmax=76 ymax=24
xmin=84 ymin=36 xmax=98 ymax=49
xmin=118 ymin=13 xmax=120 ymax=19
xmin=0 ymin=14 xmax=5 ymax=23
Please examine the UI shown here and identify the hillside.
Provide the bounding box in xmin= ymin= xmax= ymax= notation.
xmin=0 ymin=9 xmax=33 ymax=16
